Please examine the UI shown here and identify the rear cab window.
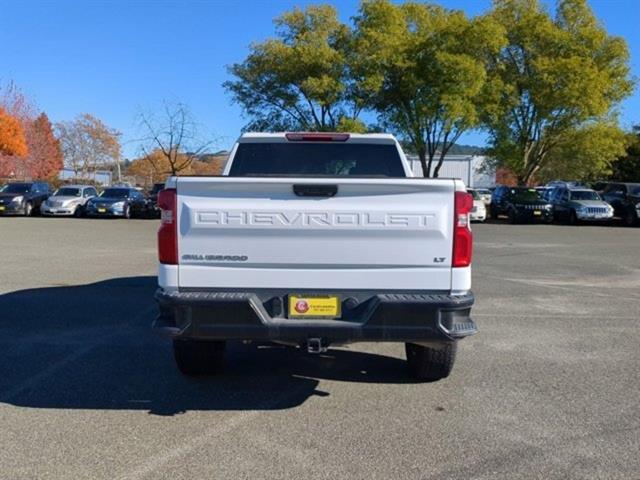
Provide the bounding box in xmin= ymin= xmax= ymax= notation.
xmin=228 ymin=142 xmax=406 ymax=177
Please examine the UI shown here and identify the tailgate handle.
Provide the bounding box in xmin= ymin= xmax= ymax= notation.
xmin=293 ymin=184 xmax=338 ymax=197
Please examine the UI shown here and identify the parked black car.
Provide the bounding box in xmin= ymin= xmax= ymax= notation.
xmin=490 ymin=186 xmax=553 ymax=223
xmin=601 ymin=182 xmax=640 ymax=226
xmin=590 ymin=181 xmax=610 ymax=194
xmin=0 ymin=181 xmax=51 ymax=216
xmin=84 ymin=187 xmax=149 ymax=218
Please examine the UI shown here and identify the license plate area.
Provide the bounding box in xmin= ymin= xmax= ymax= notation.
xmin=98 ymin=208 xmax=107 ymax=213
xmin=533 ymin=210 xmax=541 ymax=216
xmin=288 ymin=295 xmax=341 ymax=319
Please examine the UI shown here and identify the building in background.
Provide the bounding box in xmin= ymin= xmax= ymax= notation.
xmin=58 ymin=168 xmax=112 ymax=186
xmin=406 ymin=155 xmax=495 ymax=188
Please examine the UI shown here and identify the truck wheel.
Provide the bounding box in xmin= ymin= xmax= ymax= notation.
xmin=24 ymin=202 xmax=33 ymax=216
xmin=507 ymin=208 xmax=517 ymax=224
xmin=405 ymin=342 xmax=457 ymax=381
xmin=490 ymin=207 xmax=498 ymax=220
xmin=624 ymin=209 xmax=637 ymax=227
xmin=172 ymin=339 xmax=226 ymax=375
xmin=569 ymin=210 xmax=578 ymax=225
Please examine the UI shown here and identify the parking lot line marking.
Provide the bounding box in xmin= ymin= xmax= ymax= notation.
xmin=118 ymin=385 xmax=314 ymax=480
xmin=484 ymin=275 xmax=640 ymax=301
xmin=246 ymin=431 xmax=315 ymax=468
xmin=472 ymin=313 xmax=638 ymax=319
xmin=0 ymin=303 xmax=157 ymax=403
xmin=118 ymin=411 xmax=261 ymax=480
xmin=0 ymin=344 xmax=97 ymax=403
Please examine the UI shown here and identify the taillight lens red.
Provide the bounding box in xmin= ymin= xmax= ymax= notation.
xmin=453 ymin=191 xmax=473 ymax=268
xmin=158 ymin=188 xmax=177 ymax=265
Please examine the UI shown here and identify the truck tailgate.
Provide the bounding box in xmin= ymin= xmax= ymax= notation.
xmin=176 ymin=177 xmax=455 ymax=291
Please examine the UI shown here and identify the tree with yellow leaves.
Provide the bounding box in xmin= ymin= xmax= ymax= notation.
xmin=0 ymin=106 xmax=28 ymax=157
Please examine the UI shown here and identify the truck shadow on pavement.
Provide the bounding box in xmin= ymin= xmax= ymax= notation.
xmin=0 ymin=276 xmax=414 ymax=416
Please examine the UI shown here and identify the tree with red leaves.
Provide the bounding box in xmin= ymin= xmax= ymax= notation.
xmin=22 ymin=113 xmax=63 ymax=179
xmin=0 ymin=82 xmax=63 ymax=179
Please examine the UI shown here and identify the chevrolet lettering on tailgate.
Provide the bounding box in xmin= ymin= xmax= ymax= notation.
xmin=195 ymin=210 xmax=436 ymax=229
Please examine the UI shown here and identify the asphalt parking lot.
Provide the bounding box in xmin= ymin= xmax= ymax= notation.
xmin=0 ymin=217 xmax=638 ymax=479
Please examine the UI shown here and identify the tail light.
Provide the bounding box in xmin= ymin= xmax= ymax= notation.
xmin=158 ymin=188 xmax=177 ymax=264
xmin=453 ymin=191 xmax=473 ymax=267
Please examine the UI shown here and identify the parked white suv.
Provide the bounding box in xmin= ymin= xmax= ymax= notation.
xmin=154 ymin=132 xmax=476 ymax=380
xmin=468 ymin=188 xmax=487 ymax=222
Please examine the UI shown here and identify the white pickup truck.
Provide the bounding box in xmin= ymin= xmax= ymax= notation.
xmin=154 ymin=132 xmax=476 ymax=381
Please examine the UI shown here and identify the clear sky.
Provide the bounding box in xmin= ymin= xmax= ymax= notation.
xmin=1 ymin=0 xmax=638 ymax=158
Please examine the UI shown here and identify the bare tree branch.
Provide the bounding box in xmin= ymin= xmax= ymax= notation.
xmin=136 ymin=102 xmax=213 ymax=176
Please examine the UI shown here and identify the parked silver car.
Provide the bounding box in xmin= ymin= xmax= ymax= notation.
xmin=41 ymin=185 xmax=98 ymax=217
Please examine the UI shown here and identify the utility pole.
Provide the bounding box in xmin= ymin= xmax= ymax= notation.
xmin=116 ymin=155 xmax=122 ymax=182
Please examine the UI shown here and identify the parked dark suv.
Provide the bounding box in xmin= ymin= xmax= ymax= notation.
xmin=0 ymin=181 xmax=51 ymax=216
xmin=490 ymin=186 xmax=553 ymax=224
xmin=601 ymin=182 xmax=640 ymax=226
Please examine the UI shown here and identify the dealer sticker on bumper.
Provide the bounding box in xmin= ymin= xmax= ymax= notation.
xmin=288 ymin=295 xmax=341 ymax=319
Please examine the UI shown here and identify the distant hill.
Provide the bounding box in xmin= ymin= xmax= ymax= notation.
xmin=446 ymin=144 xmax=485 ymax=155
xmin=400 ymin=141 xmax=485 ymax=156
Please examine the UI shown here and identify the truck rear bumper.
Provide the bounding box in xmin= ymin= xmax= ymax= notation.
xmin=154 ymin=289 xmax=476 ymax=344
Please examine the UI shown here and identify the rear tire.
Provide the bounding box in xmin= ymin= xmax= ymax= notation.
xmin=508 ymin=208 xmax=517 ymax=224
xmin=123 ymin=205 xmax=131 ymax=219
xmin=405 ymin=342 xmax=457 ymax=381
xmin=173 ymin=339 xmax=226 ymax=375
xmin=490 ymin=206 xmax=498 ymax=220
xmin=569 ymin=210 xmax=578 ymax=225
xmin=624 ymin=209 xmax=637 ymax=227
xmin=24 ymin=202 xmax=33 ymax=216
xmin=74 ymin=205 xmax=83 ymax=218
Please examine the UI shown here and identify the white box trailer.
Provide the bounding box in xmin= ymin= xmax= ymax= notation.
xmin=407 ymin=155 xmax=495 ymax=188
